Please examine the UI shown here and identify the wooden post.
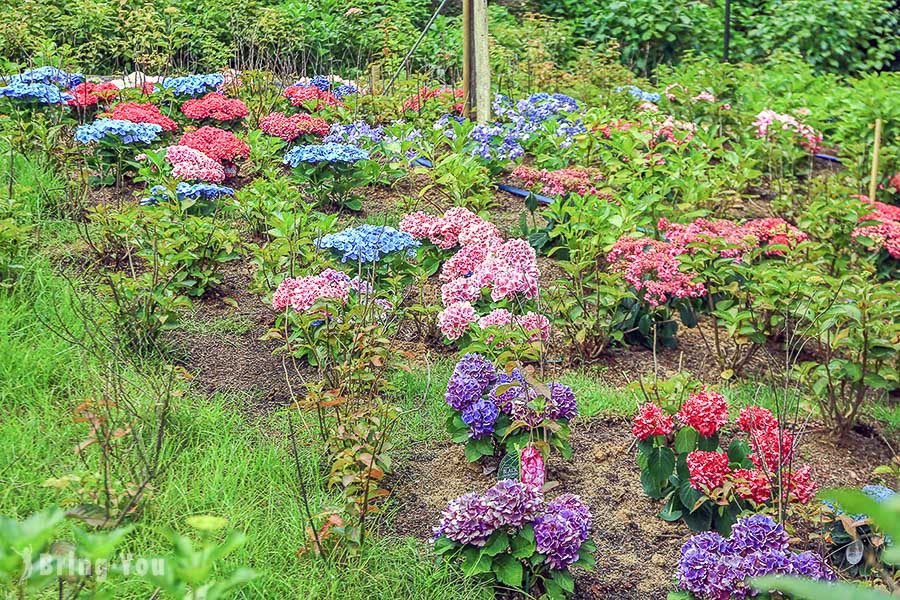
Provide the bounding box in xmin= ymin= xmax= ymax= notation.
xmin=462 ymin=0 xmax=490 ymax=122
xmin=869 ymin=118 xmax=883 ymax=201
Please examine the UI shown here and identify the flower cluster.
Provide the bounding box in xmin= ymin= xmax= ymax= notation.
xmin=0 ymin=82 xmax=72 ymax=104
xmin=161 ymin=73 xmax=224 ymax=97
xmin=402 ymin=87 xmax=464 ymax=113
xmin=283 ymin=85 xmax=343 ymax=110
xmin=104 ymin=102 xmax=178 ymax=131
xmin=852 ymin=198 xmax=900 ymax=259
xmin=512 ymin=165 xmax=606 ymax=198
xmin=754 ymin=109 xmax=822 ymax=152
xmin=181 ymin=92 xmax=248 ymax=121
xmin=676 ymin=515 xmax=834 ymax=599
xmin=164 ymin=145 xmax=226 ymax=183
xmin=271 ymin=268 xmax=371 ymax=312
xmin=322 ymin=120 xmax=385 ymax=146
xmin=141 ymin=182 xmax=235 ymax=206
xmin=67 ymin=82 xmax=119 ymax=107
xmin=607 ymin=236 xmax=706 ymax=307
xmin=315 ymin=224 xmax=420 ymax=263
xmin=283 ymin=143 xmax=369 ymax=167
xmin=3 ymin=67 xmax=82 ymax=87
xmin=434 ymin=480 xmax=543 ymax=546
xmin=631 ymin=403 xmax=674 ymax=441
xmin=75 ymin=118 xmax=162 ymax=145
xmin=615 ymin=85 xmax=661 ymax=103
xmin=686 ymin=451 xmax=731 ymax=493
xmin=677 ymin=389 xmax=729 ymax=437
xmin=179 ymin=126 xmax=249 ymax=164
xmin=259 ymin=112 xmax=329 ymax=141
xmin=659 ymin=217 xmax=808 ymax=260
xmin=332 ymin=83 xmax=358 ymax=99
xmin=534 ymin=494 xmax=593 ymax=570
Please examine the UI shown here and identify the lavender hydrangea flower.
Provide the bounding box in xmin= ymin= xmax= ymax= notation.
xmin=445 ymin=371 xmax=483 ymax=412
xmin=323 ymin=120 xmax=384 ymax=146
xmin=433 ymin=492 xmax=499 ymax=546
xmin=461 ymin=398 xmax=499 ymax=439
xmin=728 ymin=514 xmax=789 ymax=555
xmin=483 ymin=480 xmax=542 ymax=527
xmin=534 ymin=493 xmax=592 ymax=570
xmin=453 ymin=353 xmax=497 ymax=392
xmin=488 ymin=368 xmax=526 ymax=411
xmin=316 ymin=224 xmax=419 ymax=263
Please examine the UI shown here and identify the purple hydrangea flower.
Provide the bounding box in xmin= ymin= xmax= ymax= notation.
xmin=483 ymin=480 xmax=542 ymax=528
xmin=547 ymin=382 xmax=577 ymax=420
xmin=488 ymin=368 xmax=526 ymax=411
xmin=534 ymin=494 xmax=592 ymax=570
xmin=433 ymin=492 xmax=499 ymax=546
xmin=790 ymin=551 xmax=835 ymax=581
xmin=453 ymin=353 xmax=497 ymax=392
xmin=461 ymin=398 xmax=499 ymax=438
xmin=728 ymin=514 xmax=789 ymax=555
xmin=445 ymin=371 xmax=483 ymax=412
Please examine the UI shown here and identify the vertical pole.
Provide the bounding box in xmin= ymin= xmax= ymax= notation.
xmin=723 ymin=0 xmax=732 ymax=62
xmin=472 ymin=0 xmax=491 ymax=123
xmin=462 ymin=0 xmax=473 ymax=119
xmin=868 ymin=118 xmax=883 ymax=201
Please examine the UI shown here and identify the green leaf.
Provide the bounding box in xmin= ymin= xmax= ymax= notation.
xmin=750 ymin=576 xmax=890 ymax=600
xmin=492 ymin=554 xmax=523 ymax=588
xmin=674 ymin=427 xmax=698 ymax=453
xmin=482 ymin=530 xmax=509 ymax=557
xmin=647 ymin=447 xmax=676 ymax=485
xmin=510 ymin=525 xmax=536 ymax=558
xmin=461 ymin=547 xmax=493 ymax=576
xmin=551 ymin=569 xmax=575 ymax=593
xmin=659 ymin=495 xmax=683 ymax=522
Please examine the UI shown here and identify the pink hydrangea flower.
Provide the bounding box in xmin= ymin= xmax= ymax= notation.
xmin=438 ymin=301 xmax=478 ymax=340
xmin=165 ymin=145 xmax=226 ymax=183
xmin=520 ymin=445 xmax=545 ymax=489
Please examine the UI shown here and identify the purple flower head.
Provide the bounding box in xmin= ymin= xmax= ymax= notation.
xmin=483 ymin=480 xmax=542 ymax=528
xmin=453 ymin=353 xmax=497 ymax=392
xmin=489 ymin=368 xmax=527 ymax=411
xmin=445 ymin=371 xmax=483 ymax=412
xmin=534 ymin=494 xmax=592 ymax=570
xmin=547 ymin=382 xmax=578 ymax=420
xmin=790 ymin=551 xmax=835 ymax=581
xmin=461 ymin=398 xmax=499 ymax=438
xmin=728 ymin=514 xmax=789 ymax=555
xmin=433 ymin=492 xmax=499 ymax=546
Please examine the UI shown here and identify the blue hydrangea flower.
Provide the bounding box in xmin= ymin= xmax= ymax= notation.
xmin=308 ymin=75 xmax=331 ymax=91
xmin=161 ymin=73 xmax=224 ymax=97
xmin=75 ymin=118 xmax=162 ymax=145
xmin=315 ymin=224 xmax=419 ymax=263
xmin=0 ymin=82 xmax=72 ymax=104
xmin=323 ymin=121 xmax=384 ymax=146
xmin=445 ymin=372 xmax=484 ymax=412
xmin=615 ymin=85 xmax=661 ymax=103
xmin=2 ymin=66 xmax=83 ymax=88
xmin=283 ymin=143 xmax=369 ymax=167
xmin=333 ymin=83 xmax=358 ymax=99
xmin=176 ymin=182 xmax=235 ymax=201
xmin=462 ymin=398 xmax=499 ymax=438
xmin=140 ymin=185 xmax=172 ymax=206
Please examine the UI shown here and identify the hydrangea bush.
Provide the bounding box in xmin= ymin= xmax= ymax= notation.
xmin=283 ymin=143 xmax=374 ymax=210
xmin=434 ymin=480 xmax=595 ymax=598
xmin=444 ymin=353 xmax=577 ymax=462
xmin=632 ymin=391 xmax=817 ymax=534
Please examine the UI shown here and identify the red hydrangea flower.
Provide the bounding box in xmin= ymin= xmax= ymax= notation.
xmin=748 ymin=426 xmax=795 ymax=470
xmin=852 ymin=198 xmax=900 ymax=258
xmin=181 ymin=92 xmax=248 ymax=122
xmin=730 ymin=468 xmax=772 ymax=503
xmin=890 ymin=173 xmax=900 ymax=194
xmin=676 ymin=389 xmax=729 ymax=437
xmin=783 ymin=466 xmax=816 ymax=504
xmin=686 ymin=451 xmax=731 ymax=493
xmin=179 ymin=126 xmax=249 ymax=163
xmin=67 ymin=82 xmax=119 ymax=107
xmin=631 ymin=403 xmax=674 ymax=441
xmin=259 ymin=111 xmax=329 ymax=141
xmin=283 ymin=86 xmax=343 ymax=110
xmin=402 ymin=87 xmax=465 ymax=113
xmin=105 ymin=102 xmax=178 ymax=132
xmin=736 ymin=407 xmax=778 ymax=434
